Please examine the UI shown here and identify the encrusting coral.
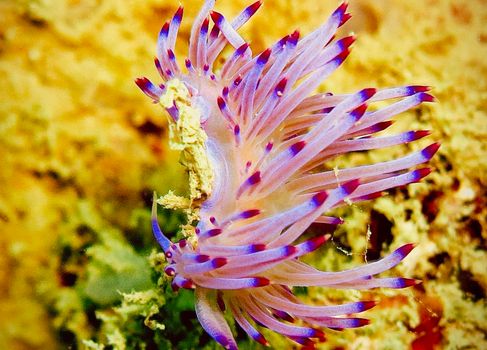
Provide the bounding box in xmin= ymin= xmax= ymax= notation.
xmin=0 ymin=0 xmax=486 ymax=349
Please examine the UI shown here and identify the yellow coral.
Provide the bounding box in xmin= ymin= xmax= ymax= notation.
xmin=0 ymin=0 xmax=486 ymax=349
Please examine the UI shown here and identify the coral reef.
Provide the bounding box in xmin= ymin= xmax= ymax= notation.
xmin=0 ymin=0 xmax=485 ymax=349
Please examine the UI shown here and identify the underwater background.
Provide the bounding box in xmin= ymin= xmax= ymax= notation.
xmin=0 ymin=0 xmax=486 ymax=349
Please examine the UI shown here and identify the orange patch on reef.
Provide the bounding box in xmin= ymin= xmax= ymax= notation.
xmin=411 ymin=295 xmax=443 ymax=350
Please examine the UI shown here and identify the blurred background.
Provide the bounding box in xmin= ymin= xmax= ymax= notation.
xmin=0 ymin=0 xmax=486 ymax=349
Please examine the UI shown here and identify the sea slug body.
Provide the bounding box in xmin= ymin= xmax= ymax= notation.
xmin=136 ymin=1 xmax=438 ymax=348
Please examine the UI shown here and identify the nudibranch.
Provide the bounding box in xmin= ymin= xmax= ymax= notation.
xmin=136 ymin=1 xmax=438 ymax=348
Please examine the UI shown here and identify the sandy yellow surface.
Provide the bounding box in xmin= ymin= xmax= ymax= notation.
xmin=0 ymin=0 xmax=486 ymax=349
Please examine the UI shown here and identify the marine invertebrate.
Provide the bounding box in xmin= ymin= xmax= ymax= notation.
xmin=136 ymin=1 xmax=438 ymax=348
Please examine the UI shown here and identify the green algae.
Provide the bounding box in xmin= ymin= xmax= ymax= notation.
xmin=83 ymin=230 xmax=153 ymax=306
xmin=40 ymin=199 xmax=208 ymax=350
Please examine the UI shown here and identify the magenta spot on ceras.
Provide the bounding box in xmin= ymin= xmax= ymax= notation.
xmin=217 ymin=96 xmax=226 ymax=111
xmin=245 ymin=0 xmax=263 ymax=17
xmin=178 ymin=239 xmax=187 ymax=248
xmin=412 ymin=167 xmax=432 ymax=182
xmin=331 ymin=217 xmax=345 ymax=225
xmin=240 ymin=209 xmax=261 ymax=219
xmin=135 ymin=77 xmax=162 ymax=101
xmin=245 ymin=161 xmax=252 ymax=172
xmin=234 ymin=75 xmax=243 ymax=87
xmin=195 ymin=254 xmax=210 ymax=263
xmin=289 ymin=140 xmax=306 ymax=156
xmin=211 ymin=257 xmax=228 ymax=268
xmin=252 ymin=277 xmax=270 ymax=287
xmin=407 ymin=130 xmax=431 ymax=142
xmin=332 ymin=2 xmax=349 ymax=20
xmin=333 ymin=48 xmax=351 ymax=65
xmin=341 ymin=179 xmax=360 ymax=195
xmin=340 ymin=12 xmax=352 ymax=26
xmin=331 ymin=2 xmax=351 ymax=27
xmin=359 ymin=88 xmax=377 ymax=101
xmin=235 ymin=42 xmax=250 ymax=56
xmin=134 ymin=77 xmax=151 ymax=90
xmin=351 ymin=318 xmax=371 ymax=328
xmin=200 ymin=17 xmax=210 ymax=35
xmin=247 ymin=171 xmax=261 ymax=185
xmin=210 ymin=11 xmax=224 ymax=26
xmin=396 ymin=278 xmax=421 ymax=288
xmin=303 ymin=235 xmax=329 ymax=252
xmin=282 ymin=245 xmax=298 ymax=257
xmin=181 ymin=279 xmax=196 ymax=289
xmin=350 ymin=103 xmax=368 ymax=120
xmin=421 ymin=142 xmax=441 ymax=159
xmin=337 ymin=35 xmax=356 ymax=50
xmin=209 ymin=25 xmax=220 ymax=40
xmin=253 ymin=333 xmax=270 ymax=347
xmin=265 ymin=141 xmax=273 ymax=153
xmin=311 ymin=191 xmax=328 ymax=206
xmin=417 ymin=92 xmax=436 ymax=102
xmin=237 ymin=171 xmax=261 ymax=198
xmin=272 ymin=309 xmax=295 ymax=323
xmin=257 ymin=48 xmax=272 ymax=65
xmin=164 ymin=265 xmax=176 ymax=276
xmin=159 ymin=21 xmax=169 ymax=39
xmin=154 ymin=57 xmax=166 ymax=77
xmin=406 ymin=85 xmax=431 ymax=95
xmin=288 ymin=30 xmax=300 ymax=46
xmin=171 ymin=280 xmax=180 ymax=292
xmin=249 ymin=243 xmax=266 ymax=253
xmin=277 ymin=34 xmax=290 ymax=48
xmin=234 ymin=124 xmax=241 ymax=144
xmin=167 ymin=49 xmax=176 ymax=61
xmin=372 ymin=120 xmax=394 ymax=132
xmin=214 ymin=335 xmax=236 ymax=350
xmin=173 ymin=6 xmax=183 ymax=24
xmin=359 ymin=301 xmax=378 ymax=312
xmin=206 ymin=228 xmax=223 ymax=238
xmin=275 ymin=77 xmax=287 ymax=97
xmin=222 ymin=86 xmax=229 ymax=98
xmin=185 ymin=58 xmax=194 ymax=71
xmin=394 ymin=243 xmax=416 ymax=259
xmin=310 ymin=328 xmax=326 ymax=340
